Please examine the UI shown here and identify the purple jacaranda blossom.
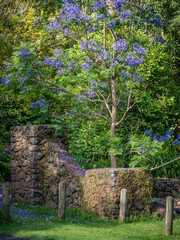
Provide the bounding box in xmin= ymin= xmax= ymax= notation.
xmin=28 ymin=71 xmax=34 ymax=78
xmin=102 ymin=82 xmax=108 ymax=87
xmin=106 ymin=19 xmax=116 ymax=28
xmin=87 ymin=24 xmax=98 ymax=33
xmin=22 ymin=86 xmax=27 ymax=91
xmin=64 ymin=28 xmax=71 ymax=36
xmin=6 ymin=62 xmax=11 ymax=67
xmin=19 ymin=47 xmax=30 ymax=60
xmin=44 ymin=56 xmax=65 ymax=69
xmin=78 ymin=94 xmax=84 ymax=103
xmin=47 ymin=0 xmax=91 ymax=31
xmin=86 ymin=90 xmax=96 ymax=98
xmin=133 ymin=43 xmax=147 ymax=56
xmin=111 ymin=59 xmax=120 ymax=66
xmin=53 ymin=48 xmax=63 ymax=58
xmin=82 ymin=62 xmax=91 ymax=71
xmin=35 ymin=17 xmax=41 ymax=24
xmin=19 ymin=76 xmax=27 ymax=84
xmin=89 ymin=80 xmax=97 ymax=88
xmin=82 ymin=58 xmax=93 ymax=72
xmin=153 ymin=36 xmax=165 ymax=43
xmin=125 ymin=53 xmax=143 ymax=67
xmin=38 ymin=99 xmax=46 ymax=107
xmin=31 ymin=102 xmax=38 ymax=109
xmin=114 ymin=0 xmax=126 ymax=9
xmin=44 ymin=57 xmax=54 ymax=65
xmin=113 ymin=39 xmax=127 ymax=52
xmin=57 ymin=69 xmax=65 ymax=75
xmin=59 ymin=0 xmax=82 ymax=22
xmin=80 ymin=40 xmax=102 ymax=52
xmin=31 ymin=99 xmax=46 ymax=109
xmin=121 ymin=71 xmax=130 ymax=78
xmin=96 ymin=14 xmax=105 ymax=19
xmin=92 ymin=0 xmax=106 ymax=11
xmin=1 ymin=77 xmax=10 ymax=84
xmin=118 ymin=10 xmax=132 ymax=21
xmin=140 ymin=145 xmax=147 ymax=153
xmin=46 ymin=19 xmax=63 ymax=31
xmin=65 ymin=111 xmax=73 ymax=118
xmin=80 ymin=40 xmax=88 ymax=50
xmin=132 ymin=72 xmax=143 ymax=82
xmin=97 ymin=49 xmax=110 ymax=61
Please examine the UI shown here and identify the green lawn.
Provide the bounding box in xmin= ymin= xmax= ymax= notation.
xmin=0 ymin=202 xmax=179 ymax=240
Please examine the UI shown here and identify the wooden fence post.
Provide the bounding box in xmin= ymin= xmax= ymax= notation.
xmin=165 ymin=196 xmax=174 ymax=235
xmin=2 ymin=182 xmax=10 ymax=221
xmin=119 ymin=188 xmax=128 ymax=224
xmin=58 ymin=181 xmax=66 ymax=220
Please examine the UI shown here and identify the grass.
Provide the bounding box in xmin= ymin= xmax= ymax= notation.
xmin=0 ymin=202 xmax=180 ymax=240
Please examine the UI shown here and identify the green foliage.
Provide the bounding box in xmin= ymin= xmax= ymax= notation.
xmin=69 ymin=120 xmax=110 ymax=169
xmin=0 ymin=137 xmax=11 ymax=182
xmin=0 ymin=86 xmax=24 ymax=182
xmin=128 ymin=132 xmax=180 ymax=178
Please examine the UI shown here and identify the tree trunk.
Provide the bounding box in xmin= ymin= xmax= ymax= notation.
xmin=110 ymin=74 xmax=117 ymax=168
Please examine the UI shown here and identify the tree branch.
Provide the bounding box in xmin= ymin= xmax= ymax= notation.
xmin=150 ymin=156 xmax=180 ymax=171
xmin=87 ymin=111 xmax=111 ymax=123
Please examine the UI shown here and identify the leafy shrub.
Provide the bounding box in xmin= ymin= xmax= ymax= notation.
xmin=128 ymin=130 xmax=180 ymax=178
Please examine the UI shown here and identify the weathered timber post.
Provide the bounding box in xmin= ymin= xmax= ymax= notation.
xmin=58 ymin=181 xmax=66 ymax=220
xmin=2 ymin=182 xmax=10 ymax=221
xmin=165 ymin=196 xmax=174 ymax=235
xmin=119 ymin=188 xmax=128 ymax=224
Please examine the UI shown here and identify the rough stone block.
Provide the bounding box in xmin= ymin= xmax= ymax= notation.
xmin=18 ymin=172 xmax=25 ymax=179
xmin=29 ymin=145 xmax=39 ymax=152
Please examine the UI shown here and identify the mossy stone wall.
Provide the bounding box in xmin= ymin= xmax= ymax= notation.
xmin=82 ymin=168 xmax=152 ymax=219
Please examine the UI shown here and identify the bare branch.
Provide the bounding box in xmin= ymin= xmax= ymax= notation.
xmin=44 ymin=85 xmax=78 ymax=97
xmin=87 ymin=111 xmax=111 ymax=123
xmin=116 ymin=83 xmax=148 ymax=126
xmin=150 ymin=156 xmax=180 ymax=171
xmin=130 ymin=150 xmax=141 ymax=155
xmin=97 ymin=89 xmax=112 ymax=117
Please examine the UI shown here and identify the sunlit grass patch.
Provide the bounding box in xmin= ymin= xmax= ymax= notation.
xmin=0 ymin=202 xmax=179 ymax=240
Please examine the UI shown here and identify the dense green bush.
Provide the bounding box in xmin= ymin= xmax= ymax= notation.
xmin=128 ymin=130 xmax=180 ymax=178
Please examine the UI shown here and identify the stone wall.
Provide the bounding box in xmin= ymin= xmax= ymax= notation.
xmin=152 ymin=178 xmax=180 ymax=198
xmin=11 ymin=125 xmax=85 ymax=207
xmin=10 ymin=125 xmax=180 ymax=219
xmin=82 ymin=168 xmax=152 ymax=219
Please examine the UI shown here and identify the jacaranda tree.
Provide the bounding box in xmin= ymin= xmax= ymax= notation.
xmin=44 ymin=0 xmax=149 ymax=167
